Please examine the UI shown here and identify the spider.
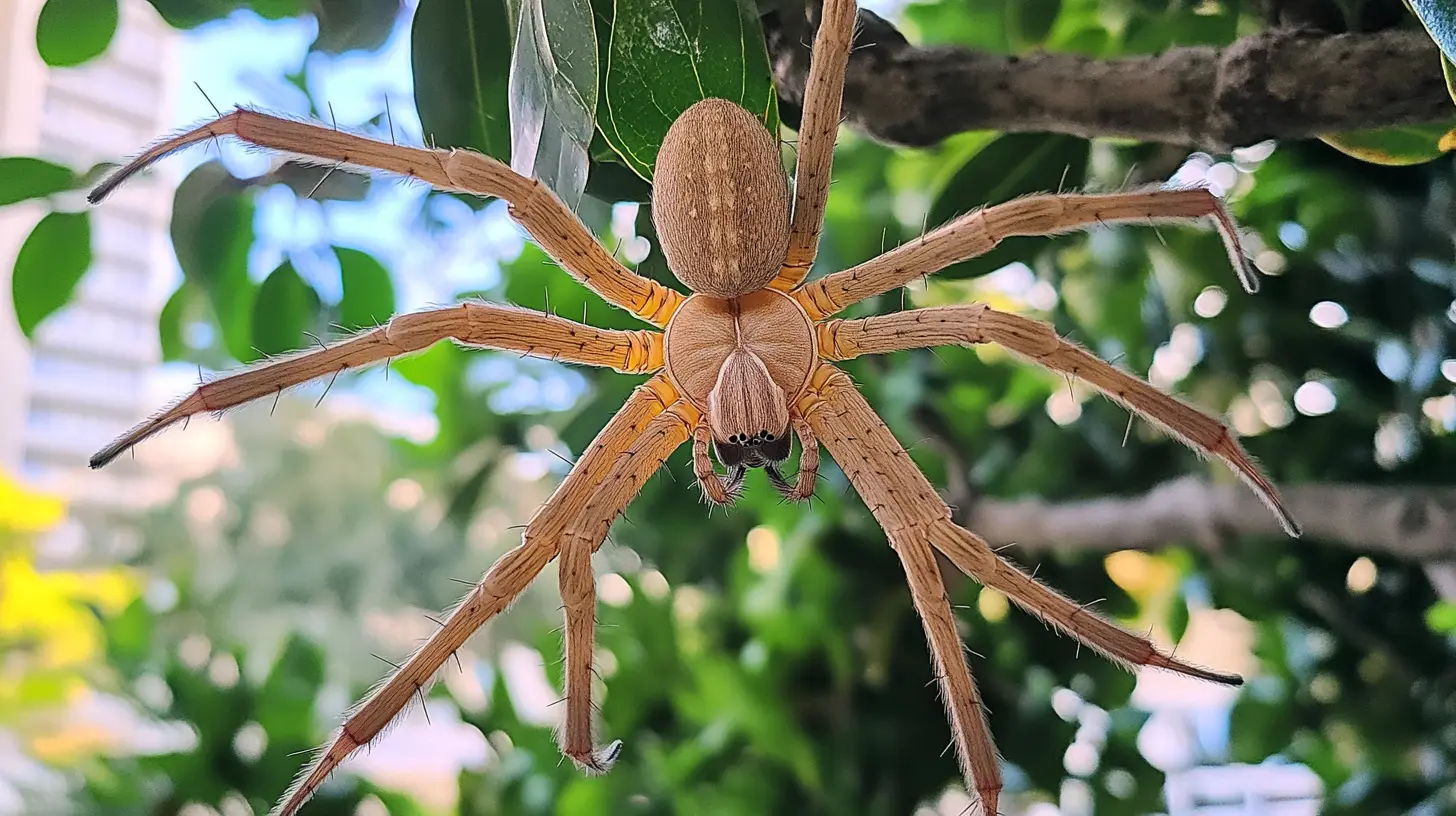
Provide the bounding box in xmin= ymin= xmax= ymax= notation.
xmin=88 ymin=0 xmax=1301 ymax=812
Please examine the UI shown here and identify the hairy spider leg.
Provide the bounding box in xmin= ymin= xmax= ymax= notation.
xmin=89 ymin=108 xmax=683 ymax=326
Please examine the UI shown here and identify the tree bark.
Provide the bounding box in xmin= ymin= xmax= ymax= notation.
xmin=765 ymin=8 xmax=1451 ymax=152
xmin=962 ymin=476 xmax=1456 ymax=561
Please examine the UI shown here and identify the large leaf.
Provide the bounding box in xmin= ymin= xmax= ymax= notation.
xmin=412 ymin=0 xmax=513 ymax=162
xmin=12 ymin=211 xmax=92 ymax=338
xmin=926 ymin=133 xmax=1090 ymax=280
xmin=35 ymin=0 xmax=119 ymax=67
xmin=0 ymin=158 xmax=79 ymax=208
xmin=1319 ymin=121 xmax=1456 ymax=166
xmin=313 ymin=0 xmax=400 ymax=53
xmin=601 ymin=0 xmax=778 ymax=180
xmin=1409 ymin=0 xmax=1456 ymax=65
xmin=508 ymin=0 xmax=598 ymax=208
xmin=335 ymin=247 xmax=396 ymax=331
xmin=170 ymin=161 xmax=257 ymax=361
xmin=252 ymin=261 xmax=321 ymax=357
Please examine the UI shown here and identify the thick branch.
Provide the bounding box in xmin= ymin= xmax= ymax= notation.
xmin=766 ymin=9 xmax=1450 ymax=152
xmin=964 ymin=476 xmax=1456 ymax=561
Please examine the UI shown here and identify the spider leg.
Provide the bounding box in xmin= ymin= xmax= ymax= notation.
xmin=268 ymin=375 xmax=679 ymax=816
xmin=765 ymin=415 xmax=820 ymax=501
xmin=797 ymin=365 xmax=1001 ymax=812
xmin=693 ymin=422 xmax=742 ymax=505
xmin=90 ymin=109 xmax=683 ymax=326
xmin=794 ymin=187 xmax=1257 ymax=320
xmin=91 ymin=302 xmax=663 ymax=467
xmin=558 ymin=401 xmax=695 ymax=771
xmin=797 ymin=364 xmax=1249 ymax=814
xmin=770 ymin=0 xmax=856 ymax=291
xmin=817 ymin=305 xmax=1300 ymax=537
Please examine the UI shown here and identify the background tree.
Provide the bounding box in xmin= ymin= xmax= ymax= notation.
xmin=6 ymin=0 xmax=1456 ymax=813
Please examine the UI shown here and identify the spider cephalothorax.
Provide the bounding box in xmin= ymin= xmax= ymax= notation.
xmin=88 ymin=0 xmax=1301 ymax=812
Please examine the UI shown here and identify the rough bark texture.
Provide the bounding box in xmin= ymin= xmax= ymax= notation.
xmin=961 ymin=476 xmax=1456 ymax=561
xmin=765 ymin=7 xmax=1451 ymax=152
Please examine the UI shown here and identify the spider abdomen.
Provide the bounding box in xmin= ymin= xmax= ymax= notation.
xmin=652 ymin=98 xmax=790 ymax=297
xmin=664 ymin=290 xmax=815 ymax=443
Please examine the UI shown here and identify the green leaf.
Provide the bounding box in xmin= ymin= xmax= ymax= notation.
xmin=0 ymin=158 xmax=79 ymax=207
xmin=35 ymin=0 xmax=119 ymax=67
xmin=1443 ymin=52 xmax=1456 ymax=106
xmin=508 ymin=0 xmax=598 ymax=208
xmin=601 ymin=0 xmax=778 ymax=180
xmin=1425 ymin=601 xmax=1456 ymax=634
xmin=157 ymin=283 xmax=191 ymax=361
xmin=412 ymin=0 xmax=513 ymax=162
xmin=313 ymin=0 xmax=400 ymax=53
xmin=1409 ymin=0 xmax=1456 ymax=66
xmin=255 ymin=636 xmax=325 ymax=744
xmin=170 ymin=161 xmax=257 ymax=361
xmin=143 ymin=0 xmax=239 ymax=29
xmin=336 ymin=247 xmax=395 ymax=331
xmin=1319 ymin=121 xmax=1456 ymax=166
xmin=1168 ymin=595 xmax=1190 ymax=644
xmin=11 ymin=211 xmax=92 ymax=338
xmin=1006 ymin=0 xmax=1060 ymax=50
xmin=252 ymin=261 xmax=321 ymax=357
xmin=927 ymin=133 xmax=1089 ymax=279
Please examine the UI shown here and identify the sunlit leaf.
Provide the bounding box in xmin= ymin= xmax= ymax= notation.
xmin=412 ymin=0 xmax=513 ymax=162
xmin=928 ymin=133 xmax=1089 ymax=279
xmin=336 ymin=247 xmax=396 ymax=331
xmin=1319 ymin=121 xmax=1456 ymax=166
xmin=11 ymin=211 xmax=91 ymax=338
xmin=35 ymin=0 xmax=119 ymax=67
xmin=170 ymin=161 xmax=257 ymax=361
xmin=601 ymin=0 xmax=777 ymax=180
xmin=252 ymin=261 xmax=321 ymax=357
xmin=157 ymin=283 xmax=192 ymax=361
xmin=0 ymin=158 xmax=79 ymax=208
xmin=508 ymin=0 xmax=598 ymax=208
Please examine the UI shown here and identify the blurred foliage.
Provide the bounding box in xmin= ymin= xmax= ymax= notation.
xmin=4 ymin=0 xmax=1456 ymax=813
xmin=0 ymin=472 xmax=139 ymax=769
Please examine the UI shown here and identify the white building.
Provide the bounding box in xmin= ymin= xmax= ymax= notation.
xmin=0 ymin=0 xmax=178 ymax=556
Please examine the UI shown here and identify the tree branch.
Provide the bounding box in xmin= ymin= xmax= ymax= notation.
xmin=766 ymin=8 xmax=1451 ymax=152
xmin=963 ymin=476 xmax=1456 ymax=561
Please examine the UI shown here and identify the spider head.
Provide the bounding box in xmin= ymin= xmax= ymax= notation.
xmin=712 ymin=431 xmax=795 ymax=495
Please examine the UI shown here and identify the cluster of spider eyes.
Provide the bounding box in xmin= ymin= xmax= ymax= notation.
xmin=727 ymin=431 xmax=775 ymax=445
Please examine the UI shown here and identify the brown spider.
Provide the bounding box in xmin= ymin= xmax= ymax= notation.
xmin=88 ymin=0 xmax=1301 ymax=812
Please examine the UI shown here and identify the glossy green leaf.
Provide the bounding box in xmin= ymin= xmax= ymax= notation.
xmin=508 ymin=0 xmax=598 ymax=208
xmin=412 ymin=0 xmax=513 ymax=162
xmin=0 ymin=158 xmax=79 ymax=208
xmin=1409 ymin=0 xmax=1456 ymax=66
xmin=11 ymin=211 xmax=92 ymax=338
xmin=170 ymin=161 xmax=257 ymax=361
xmin=336 ymin=247 xmax=396 ymax=331
xmin=312 ymin=0 xmax=398 ymax=53
xmin=601 ymin=0 xmax=777 ymax=180
xmin=35 ymin=0 xmax=119 ymax=67
xmin=927 ymin=133 xmax=1089 ymax=279
xmin=252 ymin=261 xmax=321 ymax=357
xmin=1319 ymin=121 xmax=1456 ymax=166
